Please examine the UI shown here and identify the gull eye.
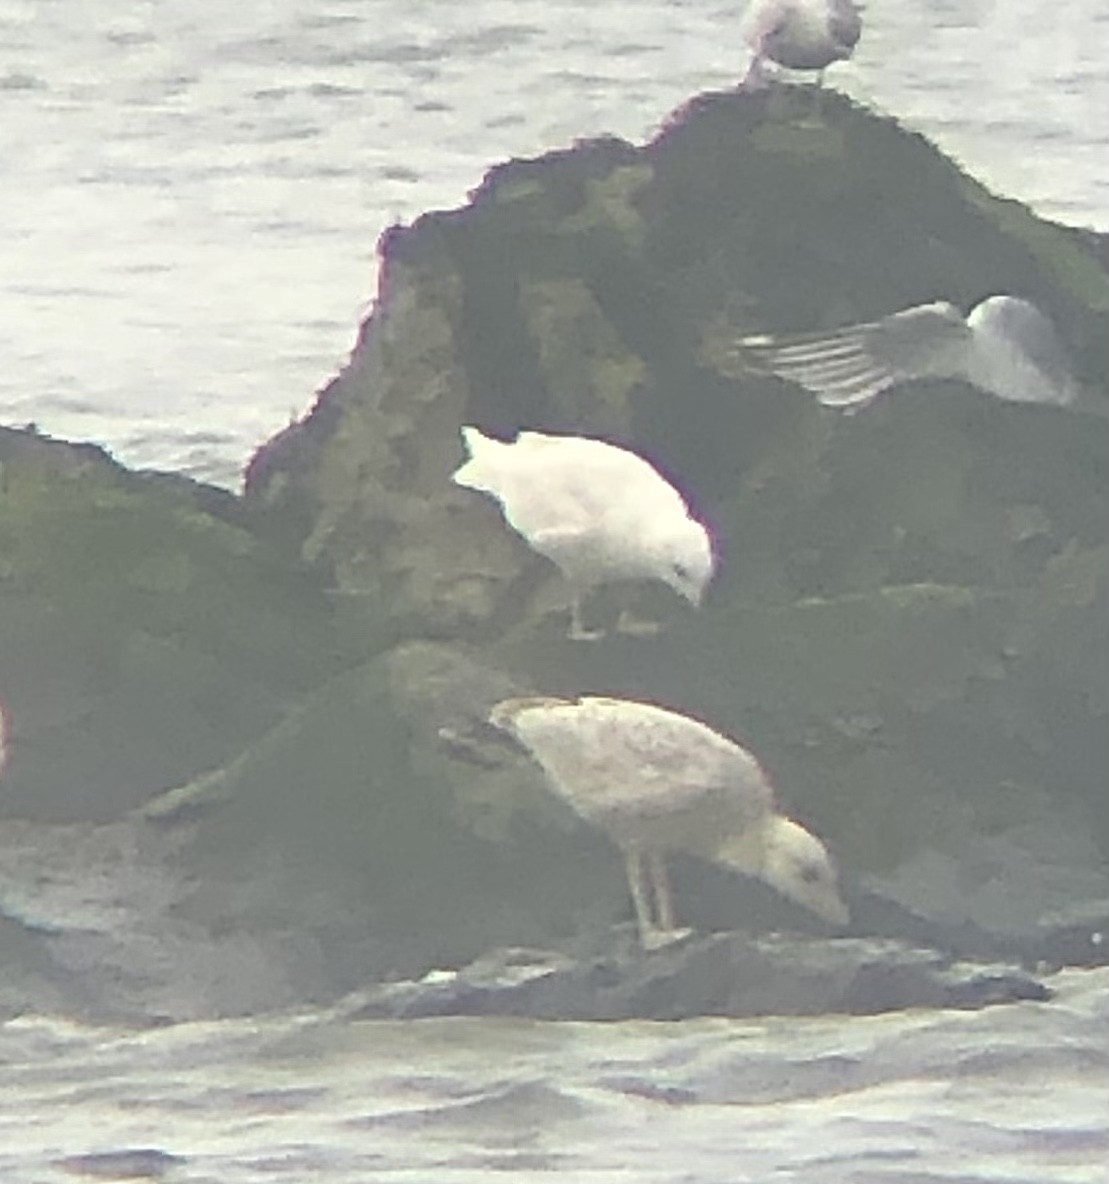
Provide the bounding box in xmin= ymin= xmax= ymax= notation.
xmin=672 ymin=562 xmax=691 ymax=581
xmin=799 ymin=864 xmax=822 ymax=885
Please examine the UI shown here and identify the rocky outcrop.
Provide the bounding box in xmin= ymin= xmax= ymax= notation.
xmin=240 ymin=86 xmax=1107 ymax=967
xmin=348 ymin=934 xmax=1051 ymax=1022
xmin=0 ymin=427 xmax=344 ymax=823
xmin=1 ymin=87 xmax=1106 ymax=1021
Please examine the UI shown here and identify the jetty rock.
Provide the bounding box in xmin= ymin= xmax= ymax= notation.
xmin=1 ymin=87 xmax=1105 ymax=1020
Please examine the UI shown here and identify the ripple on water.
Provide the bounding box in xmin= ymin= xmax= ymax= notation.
xmin=0 ymin=0 xmax=1105 ymax=484
xmin=0 ymin=973 xmax=1105 ymax=1181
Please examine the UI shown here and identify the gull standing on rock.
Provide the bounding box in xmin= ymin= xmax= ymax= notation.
xmin=741 ymin=0 xmax=863 ymax=89
xmin=491 ymin=695 xmax=848 ymax=949
xmin=452 ymin=426 xmax=715 ymax=640
xmin=735 ymin=295 xmax=1089 ymax=413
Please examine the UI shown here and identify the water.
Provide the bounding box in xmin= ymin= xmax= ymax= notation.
xmin=1 ymin=968 xmax=1105 ymax=1182
xmin=0 ymin=0 xmax=1106 ymax=487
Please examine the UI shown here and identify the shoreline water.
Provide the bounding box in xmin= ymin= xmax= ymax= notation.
xmin=1 ymin=0 xmax=1106 ymax=487
xmin=1 ymin=966 xmax=1105 ymax=1182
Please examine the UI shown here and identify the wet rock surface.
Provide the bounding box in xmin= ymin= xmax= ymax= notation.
xmin=348 ymin=932 xmax=1052 ymax=1021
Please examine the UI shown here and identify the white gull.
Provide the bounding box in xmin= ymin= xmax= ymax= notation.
xmin=737 ymin=295 xmax=1086 ymax=412
xmin=491 ymin=694 xmax=848 ymax=949
xmin=452 ymin=426 xmax=714 ymax=640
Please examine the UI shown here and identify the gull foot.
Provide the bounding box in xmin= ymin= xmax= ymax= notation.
xmin=739 ymin=58 xmax=771 ymax=92
xmin=641 ymin=927 xmax=695 ymax=951
xmin=615 ymin=609 xmax=662 ymax=637
xmin=567 ymin=598 xmax=606 ymax=641
xmin=567 ymin=623 xmax=607 ymax=642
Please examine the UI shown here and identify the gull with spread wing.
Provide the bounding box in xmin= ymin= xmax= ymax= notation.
xmin=737 ymin=295 xmax=1091 ymax=413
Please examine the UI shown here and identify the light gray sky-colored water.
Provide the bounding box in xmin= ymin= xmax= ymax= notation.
xmin=0 ymin=967 xmax=1105 ymax=1182
xmin=0 ymin=0 xmax=1106 ymax=487
xmin=0 ymin=6 xmax=1106 ymax=1173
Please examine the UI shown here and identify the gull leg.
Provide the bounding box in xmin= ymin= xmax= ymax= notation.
xmin=615 ymin=607 xmax=661 ymax=637
xmin=568 ymin=592 xmax=605 ymax=641
xmin=739 ymin=53 xmax=770 ymax=92
xmin=650 ymin=851 xmax=676 ymax=931
xmin=648 ymin=852 xmax=693 ymax=946
xmin=810 ymin=71 xmax=827 ymax=121
xmin=624 ymin=847 xmax=657 ymax=947
xmin=613 ymin=586 xmax=662 ymax=636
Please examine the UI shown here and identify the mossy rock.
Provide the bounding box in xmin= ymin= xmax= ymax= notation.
xmin=5 ymin=85 xmax=1103 ymax=995
xmin=240 ymin=87 xmax=1107 ymax=882
xmin=0 ymin=429 xmax=347 ymax=821
xmin=160 ymin=642 xmax=626 ymax=981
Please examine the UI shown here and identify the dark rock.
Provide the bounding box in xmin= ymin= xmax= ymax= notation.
xmin=856 ymin=822 xmax=1109 ymax=969
xmin=0 ymin=814 xmax=326 ymax=1022
xmin=239 ymin=86 xmax=1108 ymax=894
xmin=347 ymin=931 xmax=1050 ymax=1020
xmin=0 ymin=426 xmax=345 ymax=822
xmin=232 ymin=88 xmax=1108 ymax=1005
xmin=1 ymin=87 xmax=1106 ymax=1020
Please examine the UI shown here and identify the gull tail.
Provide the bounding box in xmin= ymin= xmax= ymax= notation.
xmin=452 ymin=425 xmax=504 ymax=493
xmin=488 ymin=695 xmax=570 ymax=735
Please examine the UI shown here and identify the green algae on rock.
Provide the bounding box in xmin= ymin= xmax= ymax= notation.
xmin=235 ymin=87 xmax=1106 ymax=968
xmin=0 ymin=427 xmax=343 ymax=822
xmin=3 ymin=87 xmax=1105 ymax=1015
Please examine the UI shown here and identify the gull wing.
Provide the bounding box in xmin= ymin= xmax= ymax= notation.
xmin=498 ymin=696 xmax=774 ymax=831
xmin=472 ymin=432 xmax=691 ymax=538
xmin=584 ymin=698 xmax=774 ymax=821
xmin=738 ymin=301 xmax=973 ymax=411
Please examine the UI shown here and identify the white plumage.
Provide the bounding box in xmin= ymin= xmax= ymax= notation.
xmin=452 ymin=426 xmax=715 ymax=639
xmin=491 ymin=695 xmax=848 ymax=948
xmin=738 ymin=295 xmax=1083 ymax=412
xmin=741 ymin=0 xmax=862 ymax=87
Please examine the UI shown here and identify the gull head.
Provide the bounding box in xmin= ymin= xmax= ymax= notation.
xmin=966 ymin=295 xmax=1080 ymax=407
xmin=762 ymin=816 xmax=848 ymax=925
xmin=653 ymin=518 xmax=715 ymax=606
xmin=720 ymin=814 xmax=848 ymax=926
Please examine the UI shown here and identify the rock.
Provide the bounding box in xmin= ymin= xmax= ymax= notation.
xmin=2 ymin=87 xmax=1106 ymax=1020
xmin=347 ymin=932 xmax=1051 ymax=1020
xmin=241 ymin=88 xmax=1107 ymax=906
xmin=237 ymin=86 xmax=1108 ymax=1002
xmin=856 ymin=822 xmax=1109 ymax=969
xmin=0 ymin=813 xmax=328 ymax=1022
xmin=0 ymin=426 xmax=343 ymax=822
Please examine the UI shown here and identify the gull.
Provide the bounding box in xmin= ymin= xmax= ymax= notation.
xmin=741 ymin=0 xmax=862 ymax=89
xmin=736 ymin=295 xmax=1087 ymax=412
xmin=452 ymin=426 xmax=715 ymax=640
xmin=491 ymin=695 xmax=848 ymax=949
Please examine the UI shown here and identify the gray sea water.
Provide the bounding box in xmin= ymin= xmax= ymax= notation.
xmin=0 ymin=968 xmax=1105 ymax=1182
xmin=2 ymin=1 xmax=1108 ymax=1178
xmin=1 ymin=0 xmax=1107 ymax=487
